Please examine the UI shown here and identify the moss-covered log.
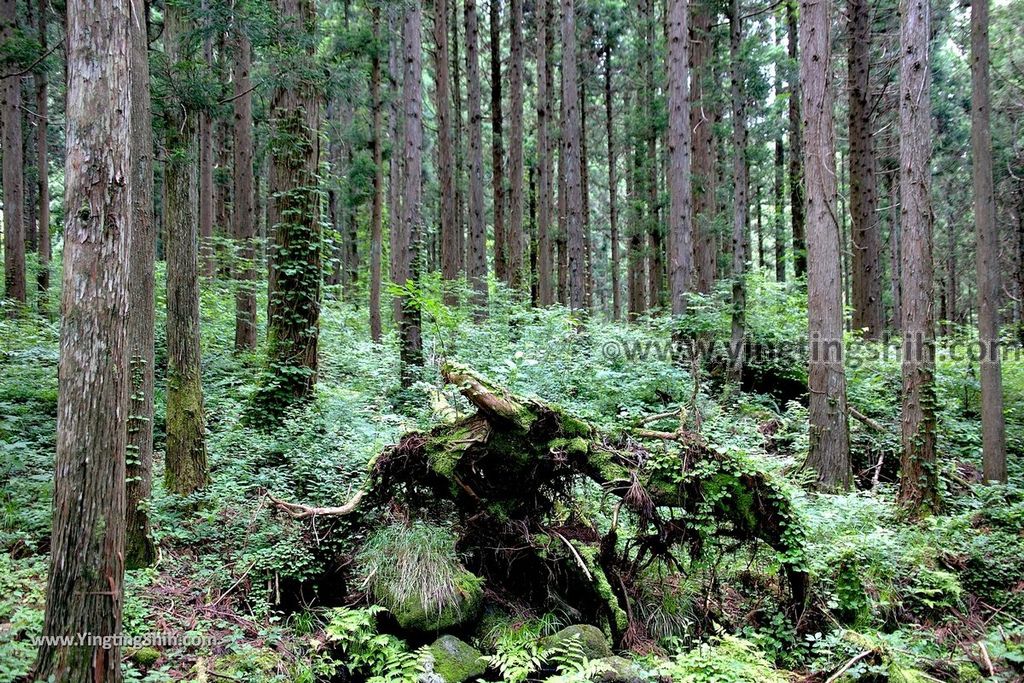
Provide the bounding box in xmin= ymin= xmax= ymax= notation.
xmin=272 ymin=364 xmax=808 ymax=643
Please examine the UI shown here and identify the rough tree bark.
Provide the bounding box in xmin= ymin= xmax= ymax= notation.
xmin=33 ymin=0 xmax=132 ymax=677
xmin=537 ymin=0 xmax=554 ymax=306
xmin=561 ymin=0 xmax=586 ymax=312
xmin=233 ymin=5 xmax=258 ymax=351
xmin=848 ymin=0 xmax=884 ymax=339
xmin=398 ymin=0 xmax=425 ymax=384
xmin=164 ymin=1 xmax=210 ymax=494
xmin=774 ymin=14 xmax=786 ymax=284
xmin=369 ymin=6 xmax=384 ymax=341
xmin=605 ymin=34 xmax=620 ymax=320
xmin=667 ymin=0 xmax=692 ymax=316
xmin=199 ymin=0 xmax=217 ymax=279
xmin=691 ymin=1 xmax=715 ymax=294
xmin=466 ymin=0 xmax=488 ymax=316
xmin=263 ymin=0 xmax=323 ymax=409
xmin=801 ymin=0 xmax=851 ymax=491
xmin=507 ymin=0 xmax=525 ymax=291
xmin=436 ymin=0 xmax=459 ymax=305
xmin=125 ymin=0 xmax=157 ymax=569
xmin=898 ymin=0 xmax=938 ymax=515
xmin=490 ymin=0 xmax=506 ymax=283
xmin=1 ymin=0 xmax=25 ymax=310
xmin=971 ymin=0 xmax=1006 ymax=483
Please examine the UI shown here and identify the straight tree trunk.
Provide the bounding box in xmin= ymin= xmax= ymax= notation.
xmin=971 ymin=0 xmax=1006 ymax=483
xmin=690 ymin=1 xmax=715 ymax=294
xmin=898 ymin=0 xmax=938 ymax=515
xmin=35 ymin=0 xmax=50 ymax=308
xmin=232 ymin=9 xmax=258 ymax=351
xmin=1 ymin=0 xmax=25 ymax=310
xmin=369 ymin=6 xmax=384 ymax=341
xmin=886 ymin=166 xmax=901 ymax=330
xmin=452 ymin=0 xmax=465 ymax=273
xmin=667 ymin=0 xmax=692 ymax=316
xmin=399 ymin=0 xmax=425 ymax=383
xmin=537 ymin=0 xmax=554 ymax=306
xmin=507 ymin=0 xmax=525 ymax=290
xmin=199 ymin=3 xmax=217 ymax=279
xmin=388 ymin=6 xmax=404 ymax=321
xmin=801 ymin=0 xmax=851 ymax=490
xmin=164 ymin=2 xmax=209 ymax=495
xmin=466 ymin=0 xmax=488 ymax=315
xmin=645 ymin=0 xmax=662 ymax=310
xmin=787 ymin=0 xmax=806 ymax=278
xmin=125 ymin=0 xmax=156 ymax=569
xmin=33 ymin=0 xmax=132 ymax=677
xmin=557 ymin=152 xmax=569 ymax=304
xmin=436 ymin=0 xmax=459 ymax=305
xmin=605 ymin=36 xmax=620 ymax=320
xmin=490 ymin=0 xmax=506 ymax=283
xmin=627 ymin=105 xmax=645 ymax=318
xmin=561 ymin=0 xmax=585 ymax=311
xmin=848 ymin=0 xmax=883 ymax=339
xmin=728 ymin=0 xmax=747 ymax=383
xmin=264 ymin=0 xmax=322 ymax=408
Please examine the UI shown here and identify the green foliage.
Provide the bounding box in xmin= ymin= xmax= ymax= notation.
xmin=659 ymin=635 xmax=790 ymax=683
xmin=324 ymin=606 xmax=428 ymax=683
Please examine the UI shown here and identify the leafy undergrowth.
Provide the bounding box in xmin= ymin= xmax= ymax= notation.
xmin=1 ymin=275 xmax=1022 ymax=681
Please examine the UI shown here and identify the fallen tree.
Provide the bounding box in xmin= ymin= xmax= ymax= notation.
xmin=271 ymin=363 xmax=808 ymax=646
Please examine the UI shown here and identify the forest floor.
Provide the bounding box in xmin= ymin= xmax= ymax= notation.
xmin=1 ymin=271 xmax=1023 ymax=682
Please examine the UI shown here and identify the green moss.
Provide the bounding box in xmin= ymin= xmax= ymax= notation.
xmin=392 ymin=570 xmax=484 ymax=633
xmin=541 ymin=624 xmax=612 ymax=660
xmin=574 ymin=543 xmax=629 ymax=633
xmin=130 ymin=647 xmax=160 ymax=667
xmin=426 ymin=425 xmax=475 ymax=478
xmin=427 ymin=635 xmax=487 ymax=683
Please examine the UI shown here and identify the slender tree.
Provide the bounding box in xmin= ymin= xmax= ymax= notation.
xmin=537 ymin=0 xmax=554 ymax=306
xmin=605 ymin=33 xmax=620 ymax=319
xmin=164 ymin=0 xmax=209 ymax=494
xmin=33 ymin=0 xmax=133 ymax=676
xmin=562 ymin=0 xmax=585 ymax=311
xmin=1 ymin=0 xmax=25 ymax=310
xmin=199 ymin=0 xmax=217 ymax=279
xmin=508 ymin=0 xmax=526 ymax=290
xmin=398 ymin=0 xmax=424 ymax=383
xmin=436 ymin=0 xmax=459 ymax=304
xmin=728 ymin=0 xmax=747 ymax=383
xmin=466 ymin=0 xmax=488 ymax=314
xmin=233 ymin=2 xmax=258 ymax=351
xmin=773 ymin=14 xmax=785 ymax=283
xmin=490 ymin=0 xmax=506 ymax=282
xmin=971 ymin=0 xmax=1006 ymax=483
xmin=667 ymin=0 xmax=692 ymax=316
xmin=849 ymin=0 xmax=884 ymax=338
xmin=801 ymin=0 xmax=851 ymax=490
xmin=691 ymin=1 xmax=715 ymax=294
xmin=35 ymin=0 xmax=50 ymax=306
xmin=898 ymin=0 xmax=938 ymax=514
xmin=369 ymin=5 xmax=384 ymax=341
xmin=126 ymin=0 xmax=157 ymax=568
xmin=787 ymin=0 xmax=806 ymax=278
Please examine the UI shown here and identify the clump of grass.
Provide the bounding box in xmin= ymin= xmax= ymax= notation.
xmin=356 ymin=521 xmax=464 ymax=619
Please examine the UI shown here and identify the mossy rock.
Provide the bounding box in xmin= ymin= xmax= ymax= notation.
xmin=542 ymin=624 xmax=612 ymax=660
xmin=391 ymin=570 xmax=484 ymax=633
xmin=129 ymin=646 xmax=161 ymax=667
xmin=591 ymin=656 xmax=647 ymax=683
xmin=427 ymin=635 xmax=487 ymax=683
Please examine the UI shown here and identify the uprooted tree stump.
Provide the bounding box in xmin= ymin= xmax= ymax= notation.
xmin=270 ymin=363 xmax=808 ymax=647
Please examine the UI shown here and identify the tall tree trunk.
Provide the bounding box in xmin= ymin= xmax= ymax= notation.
xmin=848 ymin=0 xmax=883 ymax=339
xmin=199 ymin=1 xmax=217 ymax=279
xmin=33 ymin=0 xmax=132 ymax=677
xmin=490 ymin=0 xmax=506 ymax=282
xmin=452 ymin=0 xmax=465 ymax=274
xmin=773 ymin=13 xmax=786 ymax=283
xmin=728 ymin=0 xmax=747 ymax=383
xmin=437 ymin=0 xmax=459 ymax=305
xmin=233 ymin=8 xmax=257 ymax=351
xmin=164 ymin=2 xmax=209 ymax=495
xmin=35 ymin=0 xmax=50 ymax=308
xmin=561 ymin=0 xmax=585 ymax=311
xmin=898 ymin=0 xmax=938 ymax=515
xmin=885 ymin=165 xmax=901 ymax=331
xmin=605 ymin=35 xmax=620 ymax=320
xmin=537 ymin=0 xmax=554 ymax=306
xmin=787 ymin=0 xmax=806 ymax=278
xmin=263 ymin=0 xmax=322 ymax=409
xmin=557 ymin=152 xmax=569 ymax=304
xmin=690 ymin=1 xmax=715 ymax=294
xmin=369 ymin=6 xmax=384 ymax=341
xmin=1 ymin=0 xmax=25 ymax=310
xmin=627 ymin=101 xmax=645 ymax=318
xmin=507 ymin=0 xmax=525 ymax=290
xmin=667 ymin=0 xmax=692 ymax=316
xmin=466 ymin=0 xmax=488 ymax=316
xmin=125 ymin=0 xmax=156 ymax=569
xmin=388 ymin=6 xmax=404 ymax=321
xmin=801 ymin=0 xmax=851 ymax=490
xmin=399 ymin=0 xmax=424 ymax=383
xmin=645 ymin=0 xmax=662 ymax=310
xmin=971 ymin=0 xmax=1006 ymax=483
